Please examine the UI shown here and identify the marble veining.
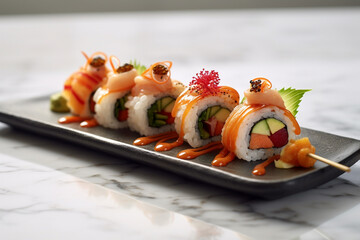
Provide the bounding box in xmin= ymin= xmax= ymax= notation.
xmin=0 ymin=154 xmax=247 ymax=240
xmin=0 ymin=7 xmax=360 ymax=240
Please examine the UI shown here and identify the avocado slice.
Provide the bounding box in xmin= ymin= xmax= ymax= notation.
xmin=209 ymin=105 xmax=221 ymax=117
xmin=266 ymin=118 xmax=285 ymax=134
xmin=214 ymin=108 xmax=231 ymax=122
xmin=161 ymin=97 xmax=174 ymax=109
xmin=251 ymin=119 xmax=271 ymax=136
xmin=163 ymin=101 xmax=175 ymax=113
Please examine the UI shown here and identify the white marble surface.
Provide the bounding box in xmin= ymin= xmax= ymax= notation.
xmin=1 ymin=8 xmax=360 ymax=240
xmin=0 ymin=153 xmax=246 ymax=240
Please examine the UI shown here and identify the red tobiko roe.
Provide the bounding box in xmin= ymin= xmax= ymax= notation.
xmin=189 ymin=69 xmax=220 ymax=96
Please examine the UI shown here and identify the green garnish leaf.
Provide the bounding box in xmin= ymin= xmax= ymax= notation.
xmin=278 ymin=88 xmax=311 ymax=117
xmin=130 ymin=59 xmax=147 ymax=75
xmin=240 ymin=96 xmax=246 ymax=104
xmin=239 ymin=88 xmax=310 ymax=117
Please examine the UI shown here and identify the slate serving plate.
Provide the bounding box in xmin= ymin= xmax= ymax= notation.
xmin=0 ymin=95 xmax=359 ymax=199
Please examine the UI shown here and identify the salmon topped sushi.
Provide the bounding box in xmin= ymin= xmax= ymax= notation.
xmin=125 ymin=61 xmax=186 ymax=136
xmin=155 ymin=69 xmax=239 ymax=151
xmin=63 ymin=52 xmax=109 ymax=117
xmin=93 ymin=56 xmax=138 ymax=129
xmin=220 ymin=78 xmax=301 ymax=163
xmin=173 ymin=69 xmax=239 ymax=148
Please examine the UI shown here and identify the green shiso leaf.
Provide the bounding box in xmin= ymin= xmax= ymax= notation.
xmin=130 ymin=59 xmax=147 ymax=75
xmin=240 ymin=88 xmax=311 ymax=117
xmin=278 ymin=88 xmax=311 ymax=117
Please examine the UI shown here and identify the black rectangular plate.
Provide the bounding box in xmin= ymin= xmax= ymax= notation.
xmin=0 ymin=95 xmax=359 ymax=199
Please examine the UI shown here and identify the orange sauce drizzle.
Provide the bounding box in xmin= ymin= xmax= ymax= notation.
xmin=154 ymin=86 xmax=239 ymax=152
xmin=80 ymin=118 xmax=98 ymax=128
xmin=133 ymin=131 xmax=178 ymax=146
xmin=58 ymin=116 xmax=92 ymax=124
xmin=283 ymin=109 xmax=301 ymax=135
xmin=152 ymin=89 xmax=203 ymax=151
xmin=211 ymin=147 xmax=236 ymax=166
xmin=97 ymin=86 xmax=134 ymax=104
xmin=222 ymin=104 xmax=267 ymax=152
xmin=177 ymin=141 xmax=223 ymax=160
xmin=252 ymin=155 xmax=280 ymax=176
xmin=155 ymin=138 xmax=184 ymax=152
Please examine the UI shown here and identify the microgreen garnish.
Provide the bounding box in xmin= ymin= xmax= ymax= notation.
xmin=130 ymin=60 xmax=147 ymax=75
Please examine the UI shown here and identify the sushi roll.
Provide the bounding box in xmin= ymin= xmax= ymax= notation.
xmin=63 ymin=52 xmax=109 ymax=117
xmin=171 ymin=69 xmax=239 ymax=148
xmin=221 ymin=78 xmax=301 ymax=162
xmin=125 ymin=61 xmax=186 ymax=136
xmin=93 ymin=56 xmax=138 ymax=129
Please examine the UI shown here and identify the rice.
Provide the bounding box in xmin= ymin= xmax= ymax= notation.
xmin=174 ymin=95 xmax=235 ymax=148
xmin=232 ymin=106 xmax=296 ymax=161
xmin=93 ymin=88 xmax=129 ymax=129
xmin=126 ymin=93 xmax=176 ymax=136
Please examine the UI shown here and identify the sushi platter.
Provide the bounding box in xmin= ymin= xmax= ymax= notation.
xmin=1 ymin=53 xmax=359 ymax=199
xmin=0 ymin=95 xmax=359 ymax=199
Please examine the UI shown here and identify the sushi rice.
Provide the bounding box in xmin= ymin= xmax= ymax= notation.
xmin=93 ymin=88 xmax=130 ymax=129
xmin=231 ymin=105 xmax=296 ymax=161
xmin=174 ymin=95 xmax=235 ymax=148
xmin=126 ymin=93 xmax=176 ymax=136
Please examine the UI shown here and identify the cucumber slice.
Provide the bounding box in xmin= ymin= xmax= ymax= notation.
xmin=154 ymin=120 xmax=167 ymax=127
xmin=199 ymin=127 xmax=210 ymax=139
xmin=199 ymin=110 xmax=207 ymax=121
xmin=156 ymin=99 xmax=162 ymax=112
xmin=119 ymin=97 xmax=125 ymax=110
xmin=148 ymin=109 xmax=155 ymax=126
xmin=155 ymin=113 xmax=168 ymax=120
xmin=148 ymin=97 xmax=175 ymax=127
xmin=198 ymin=121 xmax=211 ymax=139
xmin=205 ymin=107 xmax=211 ymax=120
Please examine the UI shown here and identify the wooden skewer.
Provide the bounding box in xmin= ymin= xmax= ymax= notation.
xmin=308 ymin=153 xmax=351 ymax=172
